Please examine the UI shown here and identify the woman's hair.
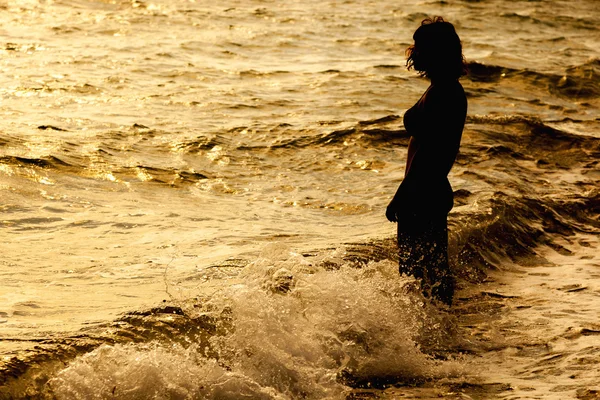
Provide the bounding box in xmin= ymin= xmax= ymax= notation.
xmin=406 ymin=17 xmax=467 ymax=80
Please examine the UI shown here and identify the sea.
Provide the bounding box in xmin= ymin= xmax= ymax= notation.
xmin=0 ymin=0 xmax=599 ymax=398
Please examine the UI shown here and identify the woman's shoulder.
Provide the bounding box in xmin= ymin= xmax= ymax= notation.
xmin=430 ymin=80 xmax=465 ymax=96
xmin=424 ymin=80 xmax=467 ymax=108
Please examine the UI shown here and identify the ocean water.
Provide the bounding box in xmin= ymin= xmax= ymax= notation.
xmin=0 ymin=0 xmax=599 ymax=398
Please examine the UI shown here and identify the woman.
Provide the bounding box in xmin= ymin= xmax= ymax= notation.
xmin=386 ymin=17 xmax=468 ymax=306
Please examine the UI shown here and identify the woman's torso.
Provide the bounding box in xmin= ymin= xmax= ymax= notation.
xmin=398 ymin=80 xmax=467 ymax=215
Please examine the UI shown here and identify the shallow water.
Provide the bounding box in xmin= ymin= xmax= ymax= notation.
xmin=0 ymin=0 xmax=599 ymax=398
xmin=466 ymin=233 xmax=600 ymax=399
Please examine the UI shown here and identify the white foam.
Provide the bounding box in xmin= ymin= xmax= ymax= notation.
xmin=49 ymin=243 xmax=465 ymax=399
xmin=48 ymin=343 xmax=285 ymax=400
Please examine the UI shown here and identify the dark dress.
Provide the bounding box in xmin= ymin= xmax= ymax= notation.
xmin=389 ymin=80 xmax=467 ymax=305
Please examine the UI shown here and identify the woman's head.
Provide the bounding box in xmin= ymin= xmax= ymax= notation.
xmin=406 ymin=17 xmax=467 ymax=81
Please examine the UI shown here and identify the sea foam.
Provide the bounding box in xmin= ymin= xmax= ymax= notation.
xmin=47 ymin=243 xmax=465 ymax=399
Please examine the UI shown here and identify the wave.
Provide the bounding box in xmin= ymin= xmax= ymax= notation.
xmin=467 ymin=114 xmax=599 ymax=147
xmin=1 ymin=246 xmax=459 ymax=399
xmin=451 ymin=189 xmax=600 ymax=283
xmin=265 ymin=116 xmax=406 ymax=150
xmin=500 ymin=12 xmax=596 ymax=31
xmin=258 ymin=113 xmax=597 ymax=163
xmin=123 ymin=165 xmax=210 ymax=185
xmin=268 ymin=127 xmax=386 ymax=149
xmin=0 ymin=155 xmax=72 ymax=169
xmin=2 ymin=183 xmax=598 ymax=398
xmin=174 ymin=134 xmax=230 ymax=153
xmin=0 ymin=155 xmax=210 ymax=187
xmin=238 ymin=69 xmax=291 ymax=77
xmin=464 ymin=114 xmax=600 ymax=170
xmin=466 ymin=59 xmax=600 ymax=99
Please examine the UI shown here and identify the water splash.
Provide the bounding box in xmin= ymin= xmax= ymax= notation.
xmin=46 ymin=243 xmax=466 ymax=399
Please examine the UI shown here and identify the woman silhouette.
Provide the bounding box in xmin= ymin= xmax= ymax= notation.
xmin=386 ymin=17 xmax=468 ymax=305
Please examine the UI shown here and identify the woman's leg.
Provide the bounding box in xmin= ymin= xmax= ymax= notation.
xmin=397 ymin=214 xmax=454 ymax=305
xmin=422 ymin=217 xmax=454 ymax=305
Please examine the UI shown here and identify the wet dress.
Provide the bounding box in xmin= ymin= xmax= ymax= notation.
xmin=388 ymin=80 xmax=467 ymax=305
